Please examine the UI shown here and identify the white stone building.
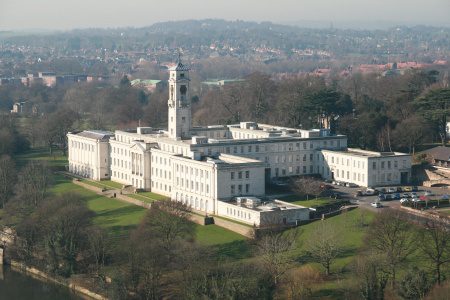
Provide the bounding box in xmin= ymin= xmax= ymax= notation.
xmin=67 ymin=130 xmax=114 ymax=180
xmin=321 ymin=149 xmax=411 ymax=187
xmin=67 ymin=60 xmax=412 ymax=225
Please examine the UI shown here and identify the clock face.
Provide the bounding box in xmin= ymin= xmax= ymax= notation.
xmin=180 ymin=85 xmax=187 ymax=95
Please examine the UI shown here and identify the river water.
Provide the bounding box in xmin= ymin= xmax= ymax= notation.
xmin=0 ymin=265 xmax=81 ymax=300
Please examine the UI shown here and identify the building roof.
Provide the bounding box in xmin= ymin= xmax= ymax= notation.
xmin=74 ymin=130 xmax=114 ymax=141
xmin=323 ymin=148 xmax=409 ymax=158
xmin=169 ymin=62 xmax=190 ymax=72
xmin=421 ymin=146 xmax=450 ymax=162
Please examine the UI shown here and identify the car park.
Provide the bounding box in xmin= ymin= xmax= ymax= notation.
xmin=371 ymin=202 xmax=382 ymax=208
xmin=387 ymin=187 xmax=397 ymax=193
xmin=365 ymin=188 xmax=378 ymax=196
xmin=400 ymin=198 xmax=409 ymax=204
xmin=424 ymin=190 xmax=434 ymax=196
xmin=385 ymin=194 xmax=394 ymax=200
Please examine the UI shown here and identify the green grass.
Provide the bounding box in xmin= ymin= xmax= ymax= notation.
xmin=127 ymin=193 xmax=155 ymax=204
xmin=99 ymin=180 xmax=123 ymax=189
xmin=15 ymin=148 xmax=68 ymax=168
xmin=279 ymin=195 xmax=339 ymax=208
xmin=214 ymin=215 xmax=253 ymax=227
xmin=138 ymin=191 xmax=168 ymax=201
xmin=81 ymin=179 xmax=108 ymax=190
xmin=51 ymin=174 xmax=146 ymax=237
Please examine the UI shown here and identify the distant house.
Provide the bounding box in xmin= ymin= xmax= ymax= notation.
xmin=201 ymin=79 xmax=245 ymax=91
xmin=130 ymin=79 xmax=164 ymax=92
xmin=421 ymin=146 xmax=450 ymax=168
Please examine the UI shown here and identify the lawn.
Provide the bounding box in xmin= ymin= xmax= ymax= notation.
xmin=99 ymin=180 xmax=123 ymax=189
xmin=51 ymin=174 xmax=146 ymax=238
xmin=138 ymin=191 xmax=168 ymax=201
xmin=279 ymin=195 xmax=339 ymax=208
xmin=127 ymin=193 xmax=155 ymax=204
xmin=15 ymin=148 xmax=68 ymax=168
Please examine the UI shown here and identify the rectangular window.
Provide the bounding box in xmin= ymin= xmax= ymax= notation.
xmin=373 ymin=162 xmax=376 ymax=170
xmin=245 ymin=184 xmax=249 ymax=193
xmin=238 ymin=171 xmax=242 ymax=179
xmin=245 ymin=171 xmax=249 ymax=179
xmin=231 ymin=185 xmax=235 ymax=194
xmin=231 ymin=172 xmax=235 ymax=180
xmin=238 ymin=185 xmax=242 ymax=194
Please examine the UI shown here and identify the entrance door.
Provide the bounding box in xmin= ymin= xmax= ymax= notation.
xmin=400 ymin=172 xmax=408 ymax=185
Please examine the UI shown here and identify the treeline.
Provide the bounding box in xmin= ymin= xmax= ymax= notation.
xmin=194 ymin=69 xmax=450 ymax=152
xmin=1 ymin=65 xmax=449 ymax=155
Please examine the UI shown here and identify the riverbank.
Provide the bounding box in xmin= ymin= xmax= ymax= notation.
xmin=9 ymin=260 xmax=107 ymax=300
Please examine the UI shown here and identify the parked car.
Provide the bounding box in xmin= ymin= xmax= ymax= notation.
xmin=365 ymin=188 xmax=377 ymax=196
xmin=441 ymin=194 xmax=449 ymax=200
xmin=346 ymin=182 xmax=358 ymax=188
xmin=411 ymin=198 xmax=421 ymax=203
xmin=385 ymin=194 xmax=394 ymax=200
xmin=402 ymin=193 xmax=410 ymax=198
xmin=412 ymin=186 xmax=418 ymax=192
xmin=378 ymin=194 xmax=386 ymax=201
xmin=424 ymin=190 xmax=434 ymax=196
xmin=400 ymin=198 xmax=409 ymax=204
xmin=355 ymin=190 xmax=363 ymax=197
xmin=404 ymin=186 xmax=413 ymax=192
xmin=396 ymin=187 xmax=403 ymax=192
xmin=387 ymin=187 xmax=397 ymax=193
xmin=320 ymin=183 xmax=334 ymax=190
xmin=376 ymin=187 xmax=387 ymax=193
xmin=371 ymin=202 xmax=382 ymax=208
xmin=411 ymin=192 xmax=418 ymax=198
xmin=393 ymin=193 xmax=401 ymax=199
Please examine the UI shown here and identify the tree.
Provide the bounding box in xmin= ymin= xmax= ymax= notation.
xmin=16 ymin=161 xmax=52 ymax=207
xmin=291 ymin=177 xmax=324 ymax=200
xmin=256 ymin=227 xmax=298 ymax=285
xmin=0 ymin=155 xmax=16 ymax=208
xmin=38 ymin=194 xmax=94 ymax=276
xmin=392 ymin=116 xmax=431 ymax=155
xmin=398 ymin=267 xmax=431 ymax=300
xmin=367 ymin=210 xmax=414 ymax=286
xmin=418 ymin=220 xmax=450 ymax=285
xmin=415 ymin=88 xmax=450 ymax=145
xmin=354 ymin=255 xmax=389 ymax=300
xmin=306 ymin=221 xmax=342 ymax=275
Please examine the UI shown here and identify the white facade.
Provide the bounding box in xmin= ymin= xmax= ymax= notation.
xmin=67 ymin=60 xmax=413 ymax=226
xmin=67 ymin=130 xmax=113 ymax=180
xmin=321 ymin=148 xmax=411 ymax=187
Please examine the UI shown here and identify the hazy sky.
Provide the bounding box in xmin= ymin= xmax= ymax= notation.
xmin=1 ymin=0 xmax=449 ymax=30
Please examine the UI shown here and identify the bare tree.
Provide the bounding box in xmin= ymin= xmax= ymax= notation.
xmin=418 ymin=220 xmax=450 ymax=285
xmin=354 ymin=254 xmax=389 ymax=300
xmin=16 ymin=161 xmax=52 ymax=207
xmin=291 ymin=177 xmax=324 ymax=200
xmin=367 ymin=210 xmax=414 ymax=286
xmin=306 ymin=221 xmax=342 ymax=275
xmin=0 ymin=155 xmax=16 ymax=208
xmin=256 ymin=227 xmax=299 ymax=285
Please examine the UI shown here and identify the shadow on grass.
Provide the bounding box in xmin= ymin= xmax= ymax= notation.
xmin=212 ymin=240 xmax=253 ymax=260
xmin=295 ymin=246 xmax=358 ymax=265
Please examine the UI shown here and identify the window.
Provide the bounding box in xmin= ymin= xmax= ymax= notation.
xmin=245 ymin=171 xmax=250 ymax=179
xmin=231 ymin=172 xmax=235 ymax=180
xmin=310 ymin=154 xmax=313 ymax=161
xmin=245 ymin=184 xmax=249 ymax=193
xmin=302 ymin=166 xmax=307 ymax=173
xmin=373 ymin=162 xmax=376 ymax=170
xmin=256 ymin=145 xmax=259 ymax=152
xmin=238 ymin=171 xmax=242 ymax=179
xmin=381 ymin=161 xmax=385 ymax=169
xmin=394 ymin=161 xmax=398 ymax=168
xmin=231 ymin=185 xmax=235 ymax=194
xmin=388 ymin=161 xmax=391 ymax=169
xmin=238 ymin=185 xmax=242 ymax=194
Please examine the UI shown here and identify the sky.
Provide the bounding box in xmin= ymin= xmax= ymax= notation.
xmin=0 ymin=0 xmax=449 ymax=31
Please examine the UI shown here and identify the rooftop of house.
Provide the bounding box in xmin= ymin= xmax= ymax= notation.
xmin=71 ymin=130 xmax=114 ymax=141
xmin=224 ymin=197 xmax=308 ymax=212
xmin=420 ymin=146 xmax=450 ymax=162
xmin=323 ymin=148 xmax=409 ymax=158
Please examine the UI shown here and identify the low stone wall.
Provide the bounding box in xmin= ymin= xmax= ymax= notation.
xmin=73 ymin=180 xmax=103 ymax=193
xmin=400 ymin=206 xmax=450 ymax=225
xmin=10 ymin=260 xmax=107 ymax=300
xmin=212 ymin=217 xmax=254 ymax=238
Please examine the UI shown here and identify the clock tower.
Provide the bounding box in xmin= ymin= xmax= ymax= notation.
xmin=167 ymin=59 xmax=191 ymax=140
